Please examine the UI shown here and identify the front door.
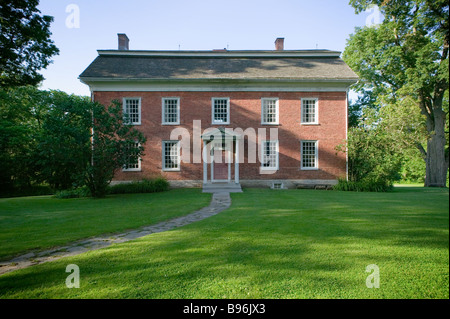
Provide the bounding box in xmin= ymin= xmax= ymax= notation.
xmin=213 ymin=149 xmax=229 ymax=181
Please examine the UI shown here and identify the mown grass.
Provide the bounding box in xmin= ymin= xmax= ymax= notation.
xmin=0 ymin=186 xmax=448 ymax=299
xmin=0 ymin=189 xmax=211 ymax=260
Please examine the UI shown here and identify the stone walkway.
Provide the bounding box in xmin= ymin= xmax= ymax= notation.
xmin=0 ymin=192 xmax=231 ymax=276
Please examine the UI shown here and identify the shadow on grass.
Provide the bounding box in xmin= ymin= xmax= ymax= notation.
xmin=0 ymin=187 xmax=448 ymax=299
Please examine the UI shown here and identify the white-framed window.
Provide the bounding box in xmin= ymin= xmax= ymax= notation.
xmin=301 ymin=98 xmax=318 ymax=124
xmin=162 ymin=140 xmax=180 ymax=171
xmin=261 ymin=140 xmax=279 ymax=170
xmin=271 ymin=182 xmax=284 ymax=189
xmin=123 ymin=97 xmax=141 ymax=125
xmin=212 ymin=97 xmax=230 ymax=125
xmin=162 ymin=97 xmax=180 ymax=125
xmin=261 ymin=98 xmax=279 ymax=125
xmin=122 ymin=141 xmax=141 ymax=171
xmin=301 ymin=140 xmax=318 ymax=170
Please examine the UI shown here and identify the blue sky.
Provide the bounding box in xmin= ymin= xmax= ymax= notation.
xmin=37 ymin=0 xmax=371 ymax=97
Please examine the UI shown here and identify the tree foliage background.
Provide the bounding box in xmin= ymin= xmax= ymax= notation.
xmin=0 ymin=87 xmax=146 ymax=197
xmin=1 ymin=0 xmax=447 ymax=195
xmin=0 ymin=0 xmax=59 ymax=87
xmin=1 ymin=1 xmax=146 ymax=197
xmin=343 ymin=0 xmax=449 ymax=187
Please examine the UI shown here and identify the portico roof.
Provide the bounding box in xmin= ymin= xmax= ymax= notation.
xmin=201 ymin=127 xmax=243 ymax=141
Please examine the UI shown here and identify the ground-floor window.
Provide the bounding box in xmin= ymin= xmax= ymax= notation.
xmin=162 ymin=140 xmax=180 ymax=171
xmin=122 ymin=141 xmax=141 ymax=171
xmin=261 ymin=140 xmax=279 ymax=170
xmin=301 ymin=140 xmax=318 ymax=170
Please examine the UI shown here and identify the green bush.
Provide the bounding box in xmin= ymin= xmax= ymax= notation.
xmin=107 ymin=178 xmax=169 ymax=195
xmin=54 ymin=186 xmax=91 ymax=199
xmin=333 ymin=178 xmax=393 ymax=192
xmin=335 ymin=123 xmax=403 ymax=192
xmin=54 ymin=178 xmax=170 ymax=198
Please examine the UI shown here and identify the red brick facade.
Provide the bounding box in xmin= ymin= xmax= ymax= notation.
xmin=93 ymin=90 xmax=348 ymax=185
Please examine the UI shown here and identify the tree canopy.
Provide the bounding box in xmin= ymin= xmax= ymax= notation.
xmin=344 ymin=0 xmax=449 ymax=187
xmin=0 ymin=0 xmax=59 ymax=87
xmin=0 ymin=87 xmax=146 ymax=197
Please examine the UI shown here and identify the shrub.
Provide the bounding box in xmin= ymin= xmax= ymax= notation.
xmin=54 ymin=178 xmax=170 ymax=198
xmin=107 ymin=178 xmax=169 ymax=195
xmin=335 ymin=124 xmax=402 ymax=192
xmin=54 ymin=186 xmax=91 ymax=199
xmin=333 ymin=178 xmax=393 ymax=192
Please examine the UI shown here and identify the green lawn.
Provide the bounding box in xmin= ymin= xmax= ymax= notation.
xmin=0 ymin=189 xmax=211 ymax=260
xmin=0 ymin=187 xmax=448 ymax=299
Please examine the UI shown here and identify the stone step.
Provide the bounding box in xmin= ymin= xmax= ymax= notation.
xmin=202 ymin=183 xmax=242 ymax=193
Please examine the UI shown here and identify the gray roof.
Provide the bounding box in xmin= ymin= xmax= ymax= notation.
xmin=79 ymin=50 xmax=358 ymax=83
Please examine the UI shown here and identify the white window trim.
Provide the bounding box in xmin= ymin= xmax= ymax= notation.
xmin=260 ymin=140 xmax=279 ymax=171
xmin=122 ymin=142 xmax=142 ymax=172
xmin=300 ymin=140 xmax=319 ymax=170
xmin=211 ymin=97 xmax=230 ymax=125
xmin=271 ymin=182 xmax=285 ymax=189
xmin=162 ymin=97 xmax=180 ymax=125
xmin=301 ymin=97 xmax=319 ymax=125
xmin=162 ymin=140 xmax=181 ymax=172
xmin=261 ymin=97 xmax=279 ymax=125
xmin=122 ymin=97 xmax=142 ymax=125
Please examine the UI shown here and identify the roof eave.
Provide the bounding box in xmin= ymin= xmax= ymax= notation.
xmin=79 ymin=77 xmax=359 ymax=84
xmin=95 ymin=50 xmax=343 ymax=58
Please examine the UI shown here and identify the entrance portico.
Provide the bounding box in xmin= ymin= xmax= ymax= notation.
xmin=201 ymin=128 xmax=242 ymax=193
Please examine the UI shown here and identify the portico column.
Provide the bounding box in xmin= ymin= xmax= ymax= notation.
xmin=203 ymin=140 xmax=207 ymax=184
xmin=235 ymin=139 xmax=239 ymax=184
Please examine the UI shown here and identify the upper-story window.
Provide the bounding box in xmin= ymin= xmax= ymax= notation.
xmin=301 ymin=98 xmax=318 ymax=124
xmin=123 ymin=97 xmax=141 ymax=125
xmin=212 ymin=97 xmax=230 ymax=125
xmin=261 ymin=98 xmax=279 ymax=125
xmin=162 ymin=97 xmax=180 ymax=125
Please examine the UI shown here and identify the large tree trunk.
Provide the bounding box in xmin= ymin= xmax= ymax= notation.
xmin=424 ymin=98 xmax=448 ymax=187
xmin=425 ymin=138 xmax=448 ymax=187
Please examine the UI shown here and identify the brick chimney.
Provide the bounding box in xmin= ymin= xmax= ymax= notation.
xmin=118 ymin=33 xmax=129 ymax=50
xmin=275 ymin=37 xmax=284 ymax=51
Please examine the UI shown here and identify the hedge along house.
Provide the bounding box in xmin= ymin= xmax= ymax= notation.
xmin=79 ymin=35 xmax=358 ymax=192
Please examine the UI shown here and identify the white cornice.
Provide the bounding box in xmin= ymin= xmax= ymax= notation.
xmin=96 ymin=50 xmax=342 ymax=58
xmin=79 ymin=77 xmax=358 ymax=83
xmin=79 ymin=78 xmax=356 ymax=92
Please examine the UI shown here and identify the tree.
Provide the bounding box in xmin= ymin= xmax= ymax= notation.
xmin=35 ymin=94 xmax=146 ymax=197
xmin=348 ymin=89 xmax=379 ymax=127
xmin=35 ymin=91 xmax=93 ymax=190
xmin=0 ymin=87 xmax=146 ymax=197
xmin=0 ymin=0 xmax=59 ymax=87
xmin=84 ymin=100 xmax=146 ymax=197
xmin=337 ymin=108 xmax=403 ymax=188
xmin=344 ymin=0 xmax=449 ymax=187
xmin=0 ymin=86 xmax=49 ymax=190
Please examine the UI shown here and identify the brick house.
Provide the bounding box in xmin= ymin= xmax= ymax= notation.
xmin=79 ymin=34 xmax=358 ymax=192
